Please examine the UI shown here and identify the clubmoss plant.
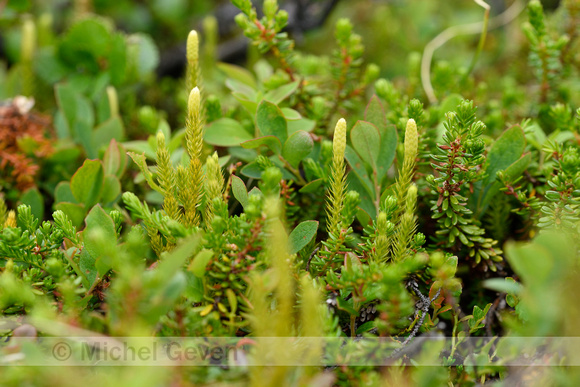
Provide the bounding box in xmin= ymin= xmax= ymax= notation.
xmin=127 ymin=34 xmax=208 ymax=247
xmin=393 ymin=118 xmax=419 ymax=219
xmin=309 ymin=118 xmax=362 ymax=275
xmin=203 ymin=152 xmax=225 ymax=228
xmin=369 ymin=199 xmax=396 ymax=262
xmin=155 ymin=131 xmax=180 ymax=223
xmin=326 ymin=117 xmax=348 ymax=237
xmin=248 ymin=181 xmax=326 ymax=384
xmin=391 ymin=183 xmax=419 ymax=262
xmin=181 ymin=87 xmax=205 ymax=227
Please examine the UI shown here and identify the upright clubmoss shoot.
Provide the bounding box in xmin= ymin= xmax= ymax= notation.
xmin=372 ymin=211 xmax=393 ymax=262
xmin=307 ymin=118 xmax=352 ymax=275
xmin=155 ymin=131 xmax=180 ymax=222
xmin=204 ymin=152 xmax=224 ymax=228
xmin=326 ymin=118 xmax=347 ymax=238
xmin=181 ymin=86 xmax=205 ymax=227
xmin=391 ymin=184 xmax=418 ymax=261
xmin=393 ymin=119 xmax=419 ymax=220
xmin=186 ymin=30 xmax=201 ymax=93
xmin=341 ymin=190 xmax=360 ymax=228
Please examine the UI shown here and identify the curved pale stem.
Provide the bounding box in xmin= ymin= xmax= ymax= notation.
xmin=421 ymin=0 xmax=526 ymax=104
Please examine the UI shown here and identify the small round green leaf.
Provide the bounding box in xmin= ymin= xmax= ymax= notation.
xmin=204 ymin=118 xmax=253 ymax=147
xmin=287 ymin=118 xmax=316 ymax=134
xmin=282 ymin=131 xmax=314 ymax=168
xmin=54 ymin=202 xmax=85 ymax=228
xmin=71 ymin=159 xmax=104 ymax=208
xmin=256 ymin=100 xmax=287 ymax=144
xmin=241 ymin=135 xmax=282 ymax=154
xmin=188 ymin=249 xmax=214 ymax=278
xmin=218 ymin=62 xmax=257 ymax=88
xmin=18 ymin=188 xmax=44 ymax=221
xmin=350 ymin=120 xmax=380 ymax=169
xmin=231 ymin=175 xmax=249 ymax=209
xmin=281 ymin=108 xmax=301 ymax=120
xmin=288 ymin=220 xmax=319 ymax=254
xmin=101 ymin=175 xmax=122 ymax=204
xmin=299 ymin=178 xmax=323 ymax=193
xmin=263 ymin=81 xmax=300 ymax=104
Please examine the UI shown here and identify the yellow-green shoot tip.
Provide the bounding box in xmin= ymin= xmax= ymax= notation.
xmin=188 ymin=86 xmax=201 ymax=113
xmin=404 ymin=119 xmax=418 ymax=163
xmin=333 ymin=118 xmax=347 ymax=162
xmin=187 ymin=30 xmax=199 ymax=63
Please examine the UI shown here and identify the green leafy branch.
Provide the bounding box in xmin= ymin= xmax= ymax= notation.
xmin=427 ymin=100 xmax=502 ymax=271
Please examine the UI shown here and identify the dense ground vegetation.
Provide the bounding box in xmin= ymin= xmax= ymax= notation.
xmin=1 ymin=0 xmax=580 ymax=385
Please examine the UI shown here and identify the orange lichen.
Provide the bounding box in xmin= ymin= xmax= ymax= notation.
xmin=0 ymin=97 xmax=53 ymax=191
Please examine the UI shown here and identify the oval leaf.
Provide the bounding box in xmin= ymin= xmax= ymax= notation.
xmin=79 ymin=249 xmax=98 ymax=288
xmin=263 ymin=81 xmax=299 ymax=104
xmin=282 ymin=131 xmax=314 ymax=168
xmin=93 ymin=116 xmax=124 ymax=151
xmin=54 ymin=202 xmax=85 ymax=228
xmin=204 ymin=118 xmax=253 ymax=147
xmin=81 ymin=205 xmax=117 ymax=285
xmin=483 ymin=125 xmax=526 ymax=187
xmin=476 ymin=153 xmax=531 ymax=217
xmin=101 ymin=174 xmax=122 ymax=204
xmin=153 ymin=235 xmax=201 ymax=284
xmin=225 ymin=78 xmax=257 ymax=101
xmin=18 ymin=188 xmax=44 ymax=221
xmin=288 ymin=220 xmax=319 ymax=254
xmin=376 ymin=124 xmax=398 ymax=178
xmin=104 ymin=139 xmax=122 ymax=176
xmin=346 ymin=173 xmax=377 ymax=219
xmin=287 ymin=118 xmax=316 ymax=134
xmin=240 ymin=161 xmax=263 ymax=179
xmin=364 ymin=95 xmax=387 ymax=132
xmin=345 ymin=145 xmax=374 ymax=199
xmin=350 ymin=121 xmax=380 ymax=169
xmin=344 ymin=252 xmax=363 ymax=274
xmin=471 ymin=125 xmax=527 ymax=216
xmin=281 ymin=108 xmax=301 ymax=120
xmin=218 ymin=62 xmax=257 ymax=88
xmin=256 ymin=100 xmax=287 ymax=144
xmin=483 ymin=278 xmax=523 ymax=295
xmin=299 ymin=178 xmax=323 ymax=193
xmin=71 ymin=159 xmax=104 ymax=208
xmin=84 ymin=205 xmax=117 ymax=260
xmin=188 ymin=249 xmax=214 ymax=278
xmin=241 ymin=135 xmax=282 ymax=155
xmin=231 ymin=175 xmax=249 ymax=209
